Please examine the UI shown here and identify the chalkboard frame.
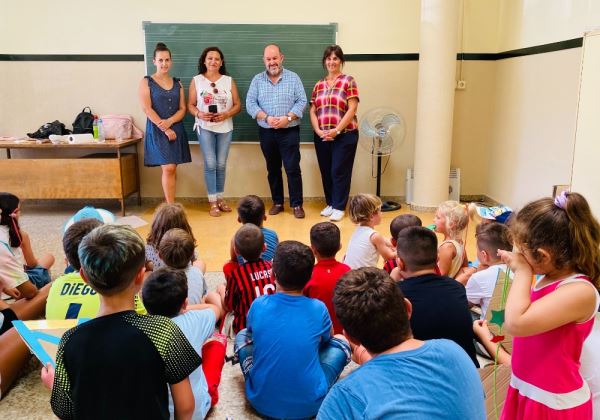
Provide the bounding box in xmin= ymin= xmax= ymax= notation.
xmin=143 ymin=22 xmax=337 ymax=143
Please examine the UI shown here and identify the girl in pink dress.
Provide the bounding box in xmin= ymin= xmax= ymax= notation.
xmin=499 ymin=191 xmax=600 ymax=419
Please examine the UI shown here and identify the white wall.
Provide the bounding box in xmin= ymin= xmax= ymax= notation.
xmin=486 ymin=48 xmax=581 ymax=208
xmin=572 ymin=31 xmax=600 ymax=218
xmin=497 ymin=0 xmax=600 ymax=51
xmin=484 ymin=0 xmax=600 ymax=209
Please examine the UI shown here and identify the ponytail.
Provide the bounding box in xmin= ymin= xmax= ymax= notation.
xmin=563 ymin=192 xmax=600 ymax=288
xmin=0 ymin=192 xmax=22 ymax=248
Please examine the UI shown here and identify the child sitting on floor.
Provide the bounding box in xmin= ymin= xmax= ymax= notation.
xmin=145 ymin=202 xmax=206 ymax=273
xmin=318 ymin=267 xmax=485 ymax=419
xmin=158 ymin=228 xmax=208 ymax=305
xmin=46 ymin=218 xmax=102 ymax=319
xmin=142 ymin=267 xmax=225 ymax=418
xmin=46 ymin=218 xmax=146 ymax=318
xmin=465 ymin=222 xmax=513 ymax=318
xmin=303 ymin=222 xmax=350 ymax=334
xmin=343 ymin=194 xmax=396 ymax=269
xmin=0 ymin=192 xmax=54 ymax=299
xmin=433 ymin=200 xmax=469 ymax=279
xmin=219 ymin=224 xmax=275 ymax=334
xmin=230 ymin=195 xmax=279 ymax=263
xmin=234 ymin=240 xmax=351 ymax=419
xmin=41 ymin=224 xmax=200 ymax=419
xmin=383 ymin=214 xmax=422 ymax=274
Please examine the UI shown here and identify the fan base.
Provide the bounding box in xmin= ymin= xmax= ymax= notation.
xmin=381 ymin=200 xmax=401 ymax=212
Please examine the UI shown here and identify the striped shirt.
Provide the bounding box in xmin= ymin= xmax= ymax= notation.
xmin=246 ymin=68 xmax=307 ymax=129
xmin=310 ymin=74 xmax=359 ymax=132
xmin=383 ymin=258 xmax=398 ymax=274
xmin=223 ymin=259 xmax=275 ymax=333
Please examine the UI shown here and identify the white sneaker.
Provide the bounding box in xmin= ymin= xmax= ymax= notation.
xmin=320 ymin=205 xmax=333 ymax=217
xmin=329 ymin=209 xmax=344 ymax=222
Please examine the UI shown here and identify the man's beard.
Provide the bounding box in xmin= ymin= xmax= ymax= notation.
xmin=267 ymin=65 xmax=282 ymax=77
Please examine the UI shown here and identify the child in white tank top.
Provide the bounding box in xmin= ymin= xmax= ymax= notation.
xmin=434 ymin=200 xmax=468 ymax=278
xmin=343 ymin=194 xmax=396 ymax=269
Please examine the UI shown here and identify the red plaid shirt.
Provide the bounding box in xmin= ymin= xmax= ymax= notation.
xmin=311 ymin=74 xmax=359 ymax=132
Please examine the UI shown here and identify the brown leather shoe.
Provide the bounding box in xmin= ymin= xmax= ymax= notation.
xmin=217 ymin=199 xmax=232 ymax=212
xmin=293 ymin=206 xmax=305 ymax=219
xmin=209 ymin=203 xmax=221 ymax=217
xmin=268 ymin=204 xmax=284 ymax=215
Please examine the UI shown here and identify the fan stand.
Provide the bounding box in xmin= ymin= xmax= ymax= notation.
xmin=374 ymin=137 xmax=401 ymax=212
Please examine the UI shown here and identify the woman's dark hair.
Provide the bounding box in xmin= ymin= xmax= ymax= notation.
xmin=0 ymin=192 xmax=22 ymax=247
xmin=198 ymin=47 xmax=228 ymax=75
xmin=322 ymin=44 xmax=345 ymax=69
xmin=153 ymin=42 xmax=171 ymax=59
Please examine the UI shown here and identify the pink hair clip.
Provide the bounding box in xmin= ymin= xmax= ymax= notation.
xmin=554 ymin=190 xmax=569 ymax=210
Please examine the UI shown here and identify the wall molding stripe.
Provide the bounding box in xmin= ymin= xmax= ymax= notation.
xmin=0 ymin=37 xmax=583 ymax=62
xmin=495 ymin=37 xmax=582 ymax=60
xmin=345 ymin=53 xmax=419 ymax=61
xmin=0 ymin=54 xmax=144 ymax=61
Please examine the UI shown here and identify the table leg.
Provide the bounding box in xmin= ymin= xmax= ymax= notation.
xmin=6 ymin=148 xmax=11 ymax=159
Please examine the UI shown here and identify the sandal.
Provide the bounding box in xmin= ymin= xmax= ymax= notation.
xmin=209 ymin=203 xmax=221 ymax=217
xmin=217 ymin=199 xmax=232 ymax=212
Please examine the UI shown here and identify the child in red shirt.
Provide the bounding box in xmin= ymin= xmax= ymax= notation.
xmin=219 ymin=224 xmax=275 ymax=334
xmin=303 ymin=222 xmax=350 ymax=334
xmin=383 ymin=214 xmax=422 ymax=274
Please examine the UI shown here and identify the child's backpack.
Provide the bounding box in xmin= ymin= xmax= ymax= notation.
xmin=72 ymin=106 xmax=95 ymax=134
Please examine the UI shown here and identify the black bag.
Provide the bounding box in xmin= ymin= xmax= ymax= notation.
xmin=27 ymin=120 xmax=71 ymax=138
xmin=72 ymin=106 xmax=95 ymax=134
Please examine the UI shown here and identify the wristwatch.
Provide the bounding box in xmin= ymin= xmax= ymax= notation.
xmin=287 ymin=115 xmax=292 ymax=122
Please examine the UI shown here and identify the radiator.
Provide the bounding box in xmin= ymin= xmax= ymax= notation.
xmin=405 ymin=168 xmax=461 ymax=204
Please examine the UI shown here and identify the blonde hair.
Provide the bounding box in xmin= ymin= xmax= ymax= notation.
xmin=437 ymin=200 xmax=468 ymax=240
xmin=349 ymin=194 xmax=382 ymax=224
xmin=510 ymin=192 xmax=600 ymax=288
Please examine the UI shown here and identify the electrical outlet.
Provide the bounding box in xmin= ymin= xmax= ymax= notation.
xmin=456 ymin=80 xmax=467 ymax=90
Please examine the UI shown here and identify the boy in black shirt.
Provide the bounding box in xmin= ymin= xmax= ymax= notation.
xmin=41 ymin=224 xmax=200 ymax=420
xmin=392 ymin=226 xmax=479 ymax=367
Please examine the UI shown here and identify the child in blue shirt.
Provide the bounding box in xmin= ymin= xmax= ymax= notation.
xmin=234 ymin=240 xmax=351 ymax=419
xmin=231 ymin=195 xmax=279 ymax=263
xmin=318 ymin=267 xmax=485 ymax=419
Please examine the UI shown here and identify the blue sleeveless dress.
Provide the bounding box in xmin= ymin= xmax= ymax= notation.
xmin=143 ymin=76 xmax=191 ymax=166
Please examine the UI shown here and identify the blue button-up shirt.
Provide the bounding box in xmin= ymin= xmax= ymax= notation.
xmin=246 ymin=68 xmax=307 ymax=129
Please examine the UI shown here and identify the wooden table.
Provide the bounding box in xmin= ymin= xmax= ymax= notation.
xmin=0 ymin=138 xmax=141 ymax=215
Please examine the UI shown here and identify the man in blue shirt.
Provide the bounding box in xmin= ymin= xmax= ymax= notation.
xmin=246 ymin=44 xmax=307 ymax=219
xmin=318 ymin=267 xmax=485 ymax=420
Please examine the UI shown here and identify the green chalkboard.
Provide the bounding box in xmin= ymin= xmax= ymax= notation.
xmin=143 ymin=22 xmax=337 ymax=142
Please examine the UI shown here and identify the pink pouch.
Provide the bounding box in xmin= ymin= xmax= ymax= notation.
xmin=100 ymin=114 xmax=144 ymax=140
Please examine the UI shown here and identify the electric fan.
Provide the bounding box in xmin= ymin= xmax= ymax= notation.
xmin=358 ymin=107 xmax=406 ymax=211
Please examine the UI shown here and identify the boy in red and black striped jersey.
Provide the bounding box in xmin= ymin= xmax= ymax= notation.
xmin=383 ymin=214 xmax=422 ymax=274
xmin=220 ymin=224 xmax=275 ymax=334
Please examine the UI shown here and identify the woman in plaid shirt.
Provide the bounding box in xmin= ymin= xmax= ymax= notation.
xmin=309 ymin=45 xmax=360 ymax=223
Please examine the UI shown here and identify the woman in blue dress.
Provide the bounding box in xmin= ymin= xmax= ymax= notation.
xmin=139 ymin=42 xmax=191 ymax=203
